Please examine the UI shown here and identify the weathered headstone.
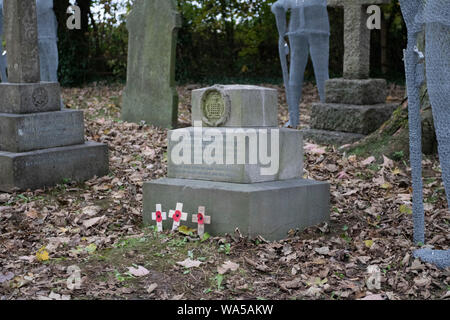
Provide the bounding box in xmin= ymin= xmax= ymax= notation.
xmin=121 ymin=0 xmax=181 ymax=128
xmin=304 ymin=0 xmax=396 ymax=145
xmin=0 ymin=0 xmax=108 ymax=192
xmin=143 ymin=85 xmax=330 ymax=240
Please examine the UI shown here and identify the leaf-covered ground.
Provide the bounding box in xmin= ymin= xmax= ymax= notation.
xmin=0 ymin=83 xmax=449 ymax=300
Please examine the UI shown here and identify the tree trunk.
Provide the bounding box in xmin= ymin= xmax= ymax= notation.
xmin=345 ymin=86 xmax=437 ymax=160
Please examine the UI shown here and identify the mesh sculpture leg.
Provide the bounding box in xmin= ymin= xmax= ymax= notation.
xmin=309 ymin=34 xmax=329 ymax=102
xmin=426 ymin=22 xmax=450 ymax=205
xmin=287 ymin=34 xmax=309 ymax=127
xmin=413 ymin=21 xmax=450 ymax=270
xmin=0 ymin=42 xmax=6 ymax=82
xmin=38 ymin=39 xmax=59 ymax=82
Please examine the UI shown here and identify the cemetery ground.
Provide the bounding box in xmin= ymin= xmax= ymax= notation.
xmin=0 ymin=83 xmax=449 ymax=300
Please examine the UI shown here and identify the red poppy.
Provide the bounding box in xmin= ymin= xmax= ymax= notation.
xmin=155 ymin=211 xmax=162 ymax=223
xmin=197 ymin=213 xmax=204 ymax=225
xmin=173 ymin=210 xmax=182 ymax=222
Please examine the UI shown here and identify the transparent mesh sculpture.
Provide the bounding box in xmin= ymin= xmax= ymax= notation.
xmin=272 ymin=0 xmax=330 ymax=128
xmin=0 ymin=0 xmax=7 ymax=82
xmin=0 ymin=0 xmax=59 ymax=83
xmin=400 ymin=0 xmax=450 ymax=269
xmin=36 ymin=0 xmax=59 ymax=82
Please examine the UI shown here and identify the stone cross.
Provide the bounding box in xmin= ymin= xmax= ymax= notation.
xmin=169 ymin=202 xmax=188 ymax=231
xmin=3 ymin=0 xmax=40 ymax=83
xmin=328 ymin=0 xmax=390 ymax=79
xmin=151 ymin=204 xmax=167 ymax=232
xmin=192 ymin=206 xmax=211 ymax=237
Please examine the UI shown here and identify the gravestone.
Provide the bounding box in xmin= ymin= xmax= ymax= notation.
xmin=143 ymin=85 xmax=330 ymax=240
xmin=121 ymin=0 xmax=181 ymax=128
xmin=0 ymin=0 xmax=60 ymax=83
xmin=303 ymin=0 xmax=396 ymax=145
xmin=0 ymin=0 xmax=108 ymax=192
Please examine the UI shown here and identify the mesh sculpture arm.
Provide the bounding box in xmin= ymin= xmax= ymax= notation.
xmin=272 ymin=1 xmax=289 ymax=99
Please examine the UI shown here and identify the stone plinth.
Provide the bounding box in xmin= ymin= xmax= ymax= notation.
xmin=0 ymin=82 xmax=61 ymax=113
xmin=310 ymin=102 xmax=397 ymax=135
xmin=192 ymin=85 xmax=278 ymax=127
xmin=143 ymin=178 xmax=330 ymax=241
xmin=0 ymin=110 xmax=85 ymax=152
xmin=143 ymin=84 xmax=330 ymax=240
xmin=0 ymin=142 xmax=109 ymax=192
xmin=325 ymin=79 xmax=387 ymax=105
xmin=167 ymin=127 xmax=303 ymax=183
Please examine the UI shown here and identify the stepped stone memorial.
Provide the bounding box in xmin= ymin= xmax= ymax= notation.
xmin=121 ymin=0 xmax=181 ymax=129
xmin=0 ymin=0 xmax=109 ymax=192
xmin=143 ymin=85 xmax=330 ymax=240
xmin=304 ymin=0 xmax=396 ymax=145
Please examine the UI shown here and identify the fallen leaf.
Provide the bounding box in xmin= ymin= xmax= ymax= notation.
xmin=177 ymin=258 xmax=202 ymax=268
xmin=128 ymin=266 xmax=150 ymax=277
xmin=217 ymin=261 xmax=239 ymax=275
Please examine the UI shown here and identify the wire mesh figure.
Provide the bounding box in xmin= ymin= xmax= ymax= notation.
xmin=400 ymin=0 xmax=450 ymax=269
xmin=36 ymin=0 xmax=58 ymax=83
xmin=0 ymin=0 xmax=7 ymax=82
xmin=0 ymin=0 xmax=59 ymax=83
xmin=272 ymin=0 xmax=330 ymax=128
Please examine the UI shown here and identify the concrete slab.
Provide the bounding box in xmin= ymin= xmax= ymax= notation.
xmin=302 ymin=128 xmax=365 ymax=145
xmin=167 ymin=127 xmax=303 ymax=183
xmin=0 ymin=141 xmax=109 ymax=192
xmin=0 ymin=82 xmax=61 ymax=114
xmin=0 ymin=109 xmax=85 ymax=152
xmin=143 ymin=178 xmax=330 ymax=240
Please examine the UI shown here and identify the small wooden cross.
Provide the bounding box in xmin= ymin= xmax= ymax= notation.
xmin=151 ymin=204 xmax=167 ymax=232
xmin=192 ymin=206 xmax=211 ymax=237
xmin=169 ymin=202 xmax=188 ymax=231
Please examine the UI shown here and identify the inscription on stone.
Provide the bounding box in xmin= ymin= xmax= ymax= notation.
xmin=32 ymin=87 xmax=49 ymax=108
xmin=201 ymin=88 xmax=230 ymax=127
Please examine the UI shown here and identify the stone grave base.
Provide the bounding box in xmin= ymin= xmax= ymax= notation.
xmin=0 ymin=141 xmax=109 ymax=192
xmin=302 ymin=128 xmax=365 ymax=146
xmin=0 ymin=82 xmax=61 ymax=114
xmin=143 ymin=178 xmax=330 ymax=241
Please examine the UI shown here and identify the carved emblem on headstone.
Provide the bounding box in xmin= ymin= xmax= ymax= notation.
xmin=201 ymin=87 xmax=231 ymax=127
xmin=32 ymin=87 xmax=48 ymax=108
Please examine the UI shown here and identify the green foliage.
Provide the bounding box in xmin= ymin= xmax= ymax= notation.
xmin=55 ymin=0 xmax=407 ymax=86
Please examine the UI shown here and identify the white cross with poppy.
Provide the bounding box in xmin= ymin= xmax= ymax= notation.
xmin=169 ymin=202 xmax=188 ymax=231
xmin=152 ymin=204 xmax=167 ymax=232
xmin=192 ymin=206 xmax=211 ymax=237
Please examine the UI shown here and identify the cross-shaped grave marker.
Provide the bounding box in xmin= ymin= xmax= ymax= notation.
xmin=328 ymin=0 xmax=390 ymax=79
xmin=151 ymin=204 xmax=167 ymax=232
xmin=169 ymin=202 xmax=188 ymax=231
xmin=192 ymin=206 xmax=211 ymax=237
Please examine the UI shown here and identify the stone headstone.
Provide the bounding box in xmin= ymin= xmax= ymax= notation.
xmin=304 ymin=0 xmax=395 ymax=145
xmin=0 ymin=0 xmax=108 ymax=192
xmin=143 ymin=84 xmax=330 ymax=240
xmin=121 ymin=0 xmax=181 ymax=128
